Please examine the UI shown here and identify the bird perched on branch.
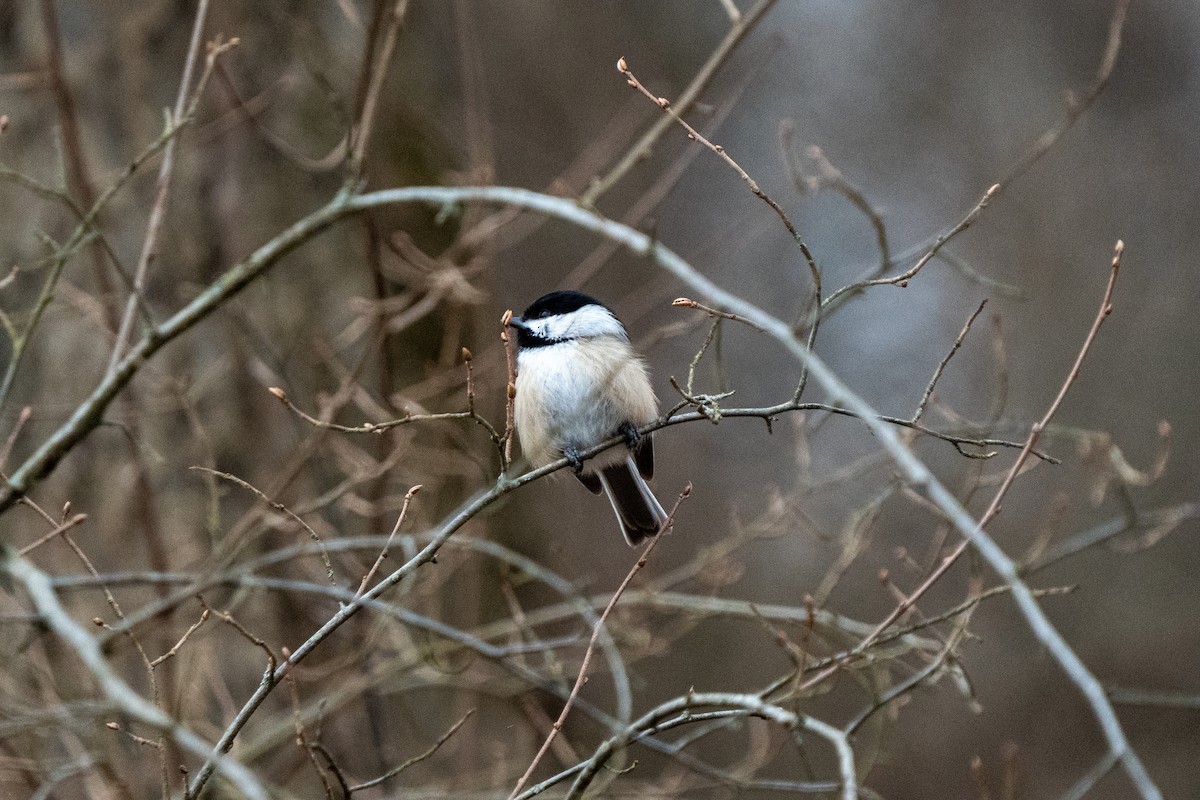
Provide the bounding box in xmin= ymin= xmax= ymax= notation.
xmin=508 ymin=291 xmax=668 ymax=545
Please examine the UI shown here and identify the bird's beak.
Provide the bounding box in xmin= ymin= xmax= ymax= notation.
xmin=508 ymin=316 xmax=530 ymax=332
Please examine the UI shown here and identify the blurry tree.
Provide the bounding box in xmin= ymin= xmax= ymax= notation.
xmin=0 ymin=1 xmax=1196 ymax=799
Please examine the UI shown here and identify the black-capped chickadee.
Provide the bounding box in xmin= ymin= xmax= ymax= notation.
xmin=509 ymin=291 xmax=668 ymax=545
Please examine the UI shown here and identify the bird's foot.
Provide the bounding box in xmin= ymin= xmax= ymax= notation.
xmin=618 ymin=421 xmax=641 ymax=450
xmin=564 ymin=447 xmax=585 ymax=476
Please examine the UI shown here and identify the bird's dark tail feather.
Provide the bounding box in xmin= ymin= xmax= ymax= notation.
xmin=598 ymin=456 xmax=669 ymax=546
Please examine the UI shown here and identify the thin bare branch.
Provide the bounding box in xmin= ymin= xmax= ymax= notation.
xmin=348 ymin=708 xmax=474 ymax=793
xmin=356 ymin=484 xmax=421 ymax=596
xmin=108 ymin=9 xmax=234 ymax=373
xmin=17 ymin=512 xmax=88 ymax=556
xmin=508 ymin=485 xmax=691 ymax=799
xmin=823 ymin=184 xmax=999 ymax=311
xmin=149 ymin=607 xmax=210 ymax=668
xmin=349 ymin=0 xmax=411 ymax=178
xmin=672 ymin=296 xmax=765 ymax=331
xmin=913 ymin=299 xmax=988 ymax=422
xmin=565 ymin=692 xmax=855 ymax=800
xmin=618 ymin=56 xmax=822 ymax=305
xmin=580 ymin=0 xmax=777 ymax=207
xmin=191 ymin=466 xmax=337 ymax=585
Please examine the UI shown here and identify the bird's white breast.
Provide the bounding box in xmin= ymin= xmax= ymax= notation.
xmin=515 ymin=338 xmax=655 ymax=468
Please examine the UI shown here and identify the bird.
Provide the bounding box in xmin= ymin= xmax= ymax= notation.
xmin=508 ymin=290 xmax=669 ymax=545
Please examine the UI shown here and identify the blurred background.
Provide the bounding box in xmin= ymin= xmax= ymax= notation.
xmin=0 ymin=1 xmax=1197 ymax=797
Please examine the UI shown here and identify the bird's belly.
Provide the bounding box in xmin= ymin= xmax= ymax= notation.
xmin=520 ymin=345 xmax=624 ymax=448
xmin=516 ymin=339 xmax=652 ymax=468
xmin=540 ymin=366 xmax=618 ymax=448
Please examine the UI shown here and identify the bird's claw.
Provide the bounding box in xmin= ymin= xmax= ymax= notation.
xmin=564 ymin=447 xmax=585 ymax=475
xmin=619 ymin=421 xmax=641 ymax=450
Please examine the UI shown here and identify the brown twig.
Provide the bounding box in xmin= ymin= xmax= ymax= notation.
xmin=463 ymin=347 xmax=477 ymax=412
xmin=822 ymin=184 xmax=999 ymax=311
xmin=913 ymin=299 xmax=988 ymax=422
xmin=266 ymin=385 xmax=500 ymax=442
xmin=348 ymin=709 xmax=475 ymax=793
xmin=508 ymin=484 xmax=692 ymax=799
xmin=106 ymin=721 xmax=163 ymax=748
xmin=581 ymin=0 xmax=777 ymax=207
xmin=150 ymin=607 xmax=210 ymax=668
xmin=618 ymin=57 xmax=821 ymax=298
xmin=282 ymin=653 xmax=338 ymax=800
xmin=18 ymin=512 xmax=88 ymax=556
xmin=197 ymin=596 xmax=278 ymax=674
xmin=997 ymin=0 xmax=1130 ymax=188
xmin=106 ymin=0 xmax=213 ymax=375
xmin=356 ymin=485 xmax=421 ymax=596
xmin=349 ymin=0 xmax=411 ymax=179
xmin=672 ymin=297 xmax=764 ymax=332
xmin=501 ymin=309 xmax=518 ymax=470
xmin=780 ymin=133 xmax=890 ymax=277
xmin=0 ymin=406 xmax=32 ymax=472
xmin=191 ymin=466 xmax=337 ymax=586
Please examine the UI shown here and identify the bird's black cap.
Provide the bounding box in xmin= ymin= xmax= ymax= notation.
xmin=520 ymin=290 xmax=607 ymax=320
xmin=511 ymin=291 xmax=613 ymax=348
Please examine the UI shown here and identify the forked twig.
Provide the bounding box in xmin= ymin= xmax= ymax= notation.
xmin=266 ymin=385 xmax=501 ymax=441
xmin=822 ymin=184 xmax=999 ymax=311
xmin=17 ymin=512 xmax=88 ymax=555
